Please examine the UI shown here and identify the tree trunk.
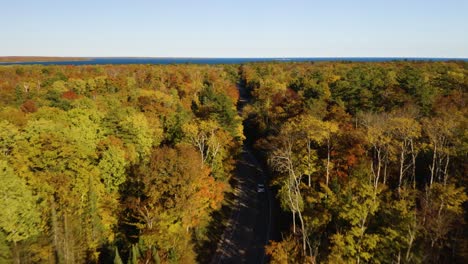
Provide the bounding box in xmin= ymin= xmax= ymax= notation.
xmin=63 ymin=213 xmax=75 ymax=264
xmin=430 ymin=145 xmax=437 ymax=186
xmin=373 ymin=147 xmax=382 ymax=191
xmin=443 ymin=154 xmax=449 ymax=186
xmin=410 ymin=140 xmax=417 ymax=189
xmin=398 ymin=144 xmax=405 ymax=195
xmin=298 ymin=210 xmax=307 ymax=254
xmin=292 ymin=211 xmax=296 ymax=234
xmin=383 ymin=154 xmax=388 ymax=186
xmin=50 ymin=196 xmax=63 ymax=263
xmin=13 ymin=241 xmax=20 ymax=264
xmin=405 ymin=223 xmax=415 ymax=262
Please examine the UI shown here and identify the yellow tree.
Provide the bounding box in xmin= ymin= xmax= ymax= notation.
xmin=388 ymin=113 xmax=421 ymax=192
xmin=359 ymin=112 xmax=392 ymax=191
xmin=288 ymin=114 xmax=339 ymax=187
xmin=181 ymin=119 xmax=235 ymax=180
xmin=269 ymin=124 xmax=308 ymax=255
xmin=422 ymin=112 xmax=460 ymax=186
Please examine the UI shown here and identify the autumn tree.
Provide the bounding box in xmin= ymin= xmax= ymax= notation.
xmin=126 ymin=145 xmax=224 ymax=263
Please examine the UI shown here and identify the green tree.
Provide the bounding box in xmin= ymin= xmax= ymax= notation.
xmin=0 ymin=160 xmax=41 ymax=263
xmin=328 ymin=176 xmax=380 ymax=264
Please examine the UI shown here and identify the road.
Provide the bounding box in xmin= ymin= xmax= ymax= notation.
xmin=210 ymin=86 xmax=274 ymax=264
xmin=211 ymin=146 xmax=272 ymax=264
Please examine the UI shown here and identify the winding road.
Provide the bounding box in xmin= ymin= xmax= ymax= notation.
xmin=210 ymin=86 xmax=274 ymax=264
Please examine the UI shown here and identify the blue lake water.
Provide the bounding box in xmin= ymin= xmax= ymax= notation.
xmin=1 ymin=57 xmax=467 ymax=65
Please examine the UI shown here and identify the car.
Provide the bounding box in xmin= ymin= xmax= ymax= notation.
xmin=257 ymin=183 xmax=265 ymax=193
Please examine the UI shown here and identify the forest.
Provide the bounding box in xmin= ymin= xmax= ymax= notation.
xmin=0 ymin=61 xmax=466 ymax=263
xmin=0 ymin=64 xmax=243 ymax=263
xmin=241 ymin=61 xmax=467 ymax=263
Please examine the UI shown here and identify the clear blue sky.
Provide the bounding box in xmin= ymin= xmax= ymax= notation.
xmin=2 ymin=0 xmax=467 ymax=58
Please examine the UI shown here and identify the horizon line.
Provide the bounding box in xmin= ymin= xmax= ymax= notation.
xmin=1 ymin=56 xmax=468 ymax=59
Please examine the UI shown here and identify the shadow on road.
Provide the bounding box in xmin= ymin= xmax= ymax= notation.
xmin=198 ymin=81 xmax=279 ymax=264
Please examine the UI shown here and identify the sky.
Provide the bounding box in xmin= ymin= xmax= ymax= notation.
xmin=1 ymin=0 xmax=467 ymax=58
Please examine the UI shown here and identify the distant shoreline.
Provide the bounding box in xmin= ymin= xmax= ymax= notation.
xmin=0 ymin=56 xmax=92 ymax=63
xmin=0 ymin=57 xmax=466 ymax=66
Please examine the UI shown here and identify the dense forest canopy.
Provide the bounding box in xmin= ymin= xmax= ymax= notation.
xmin=0 ymin=64 xmax=243 ymax=263
xmin=240 ymin=61 xmax=467 ymax=263
xmin=0 ymin=61 xmax=466 ymax=263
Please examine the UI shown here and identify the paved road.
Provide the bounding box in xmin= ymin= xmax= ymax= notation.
xmin=211 ymin=146 xmax=272 ymax=264
xmin=210 ymin=86 xmax=273 ymax=264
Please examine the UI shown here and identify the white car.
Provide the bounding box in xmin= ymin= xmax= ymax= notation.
xmin=257 ymin=183 xmax=265 ymax=193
